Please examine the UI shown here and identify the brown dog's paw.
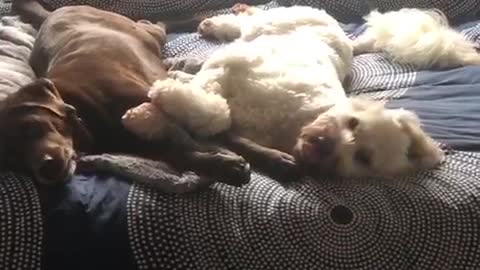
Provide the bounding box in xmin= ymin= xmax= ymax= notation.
xmin=214 ymin=152 xmax=251 ymax=187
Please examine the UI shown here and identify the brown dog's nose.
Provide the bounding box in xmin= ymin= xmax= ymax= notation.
xmin=307 ymin=136 xmax=336 ymax=157
xmin=37 ymin=154 xmax=66 ymax=182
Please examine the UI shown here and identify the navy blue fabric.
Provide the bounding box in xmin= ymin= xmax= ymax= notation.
xmin=39 ymin=174 xmax=135 ymax=270
xmin=388 ymin=66 xmax=480 ymax=151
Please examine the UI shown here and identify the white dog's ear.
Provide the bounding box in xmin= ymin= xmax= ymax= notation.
xmin=348 ymin=96 xmax=385 ymax=111
xmin=390 ymin=109 xmax=444 ymax=169
xmin=390 ymin=108 xmax=421 ymax=128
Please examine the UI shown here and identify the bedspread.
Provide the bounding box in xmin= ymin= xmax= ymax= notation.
xmin=1 ymin=1 xmax=480 ymax=269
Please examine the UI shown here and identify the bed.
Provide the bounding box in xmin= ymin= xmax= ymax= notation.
xmin=1 ymin=0 xmax=480 ymax=269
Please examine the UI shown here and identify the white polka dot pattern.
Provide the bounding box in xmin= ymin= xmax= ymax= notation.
xmin=127 ymin=151 xmax=480 ymax=269
xmin=42 ymin=0 xmax=273 ymax=19
xmin=38 ymin=0 xmax=480 ymax=22
xmin=0 ymin=173 xmax=43 ymax=270
xmin=283 ymin=0 xmax=480 ymax=21
xmin=279 ymin=0 xmax=369 ymax=22
xmin=365 ymin=0 xmax=480 ymax=20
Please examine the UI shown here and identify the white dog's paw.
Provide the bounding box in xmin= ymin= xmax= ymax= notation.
xmin=149 ymin=78 xmax=232 ymax=136
xmin=197 ymin=15 xmax=241 ymax=42
xmin=231 ymin=3 xmax=257 ymax=15
xmin=351 ymin=33 xmax=378 ymax=55
xmin=165 ymin=57 xmax=205 ymax=74
xmin=121 ymin=102 xmax=170 ymax=140
xmin=419 ymin=144 xmax=446 ymax=169
xmin=167 ymin=70 xmax=195 ymax=83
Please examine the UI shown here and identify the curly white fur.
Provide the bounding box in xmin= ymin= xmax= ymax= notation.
xmin=354 ymin=8 xmax=480 ymax=69
xmin=157 ymin=7 xmax=352 ymax=142
xmin=123 ymin=6 xmax=445 ymax=178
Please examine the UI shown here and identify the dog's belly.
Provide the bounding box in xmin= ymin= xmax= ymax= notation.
xmin=225 ymin=73 xmax=340 ymax=152
xmin=218 ymin=36 xmax=348 ymax=152
xmin=228 ymin=90 xmax=304 ymax=151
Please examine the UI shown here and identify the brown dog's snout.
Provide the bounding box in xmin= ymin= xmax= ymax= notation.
xmin=38 ymin=154 xmax=66 ymax=180
xmin=35 ymin=146 xmax=74 ymax=185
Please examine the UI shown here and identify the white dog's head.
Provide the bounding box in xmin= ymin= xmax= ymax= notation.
xmin=293 ymin=97 xmax=444 ymax=178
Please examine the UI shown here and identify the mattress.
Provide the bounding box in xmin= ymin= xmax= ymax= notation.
xmin=1 ymin=1 xmax=480 ymax=270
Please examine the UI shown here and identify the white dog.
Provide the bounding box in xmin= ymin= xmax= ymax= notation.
xmin=354 ymin=8 xmax=480 ymax=69
xmin=123 ymin=5 xmax=444 ymax=179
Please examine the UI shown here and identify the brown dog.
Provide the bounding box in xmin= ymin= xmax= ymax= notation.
xmin=0 ymin=0 xmax=250 ymax=187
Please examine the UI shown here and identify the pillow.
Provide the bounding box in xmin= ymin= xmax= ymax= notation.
xmin=0 ymin=16 xmax=36 ymax=100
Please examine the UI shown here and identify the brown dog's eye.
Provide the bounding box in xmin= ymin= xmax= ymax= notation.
xmin=347 ymin=117 xmax=359 ymax=130
xmin=65 ymin=104 xmax=76 ymax=117
xmin=354 ymin=148 xmax=372 ymax=167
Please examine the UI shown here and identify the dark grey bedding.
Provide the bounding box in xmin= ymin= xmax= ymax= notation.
xmin=1 ymin=1 xmax=480 ymax=270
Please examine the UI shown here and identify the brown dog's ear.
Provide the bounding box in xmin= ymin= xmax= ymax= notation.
xmin=137 ymin=20 xmax=167 ymax=46
xmin=34 ymin=78 xmax=61 ymax=98
xmin=16 ymin=78 xmax=62 ymax=102
xmin=7 ymin=78 xmax=66 ymax=118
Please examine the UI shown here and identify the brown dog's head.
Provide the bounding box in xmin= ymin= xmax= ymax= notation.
xmin=0 ymin=78 xmax=84 ymax=185
xmin=293 ymin=97 xmax=444 ymax=178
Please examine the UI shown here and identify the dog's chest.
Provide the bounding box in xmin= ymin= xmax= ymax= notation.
xmin=220 ymin=40 xmax=346 ymax=150
xmin=225 ymin=77 xmax=326 ymax=151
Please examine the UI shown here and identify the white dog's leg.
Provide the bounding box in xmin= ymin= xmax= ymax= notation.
xmin=451 ymin=41 xmax=480 ymax=66
xmin=148 ymin=78 xmax=231 ymax=137
xmin=197 ymin=3 xmax=265 ymax=42
xmin=231 ymin=3 xmax=261 ymax=16
xmin=168 ymin=70 xmax=195 ymax=83
xmin=352 ymin=32 xmax=378 ymax=55
xmin=122 ymin=102 xmax=171 ymax=140
xmin=198 ymin=14 xmax=243 ymax=42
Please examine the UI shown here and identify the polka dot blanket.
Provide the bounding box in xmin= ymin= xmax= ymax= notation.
xmin=0 ymin=1 xmax=480 ymax=269
xmin=40 ymin=0 xmax=480 ymax=22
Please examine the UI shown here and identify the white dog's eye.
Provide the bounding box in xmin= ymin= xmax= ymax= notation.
xmin=347 ymin=117 xmax=359 ymax=130
xmin=407 ymin=143 xmax=420 ymax=160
